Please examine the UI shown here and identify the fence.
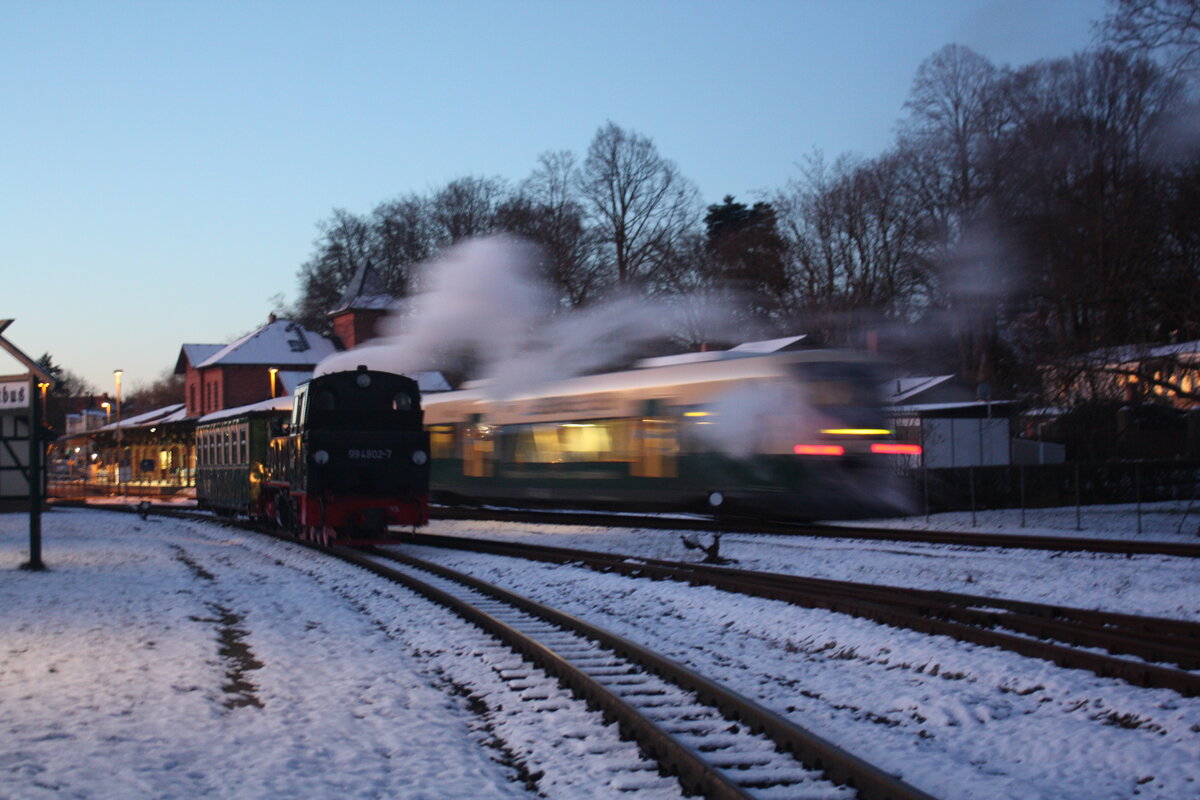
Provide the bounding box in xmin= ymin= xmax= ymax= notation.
xmin=919 ymin=460 xmax=1200 ymax=514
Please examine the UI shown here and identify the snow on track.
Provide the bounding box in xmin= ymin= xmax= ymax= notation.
xmin=400 ymin=525 xmax=1200 ymax=800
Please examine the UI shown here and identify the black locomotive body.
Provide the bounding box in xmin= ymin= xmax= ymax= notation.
xmin=198 ymin=366 xmax=430 ymax=545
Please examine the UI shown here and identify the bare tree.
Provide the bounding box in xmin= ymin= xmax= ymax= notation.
xmin=774 ymin=150 xmax=931 ymax=346
xmin=578 ymin=122 xmax=701 ymax=287
xmin=294 ymin=208 xmax=372 ymax=332
xmin=501 ymin=151 xmax=602 ymax=307
xmin=1101 ymin=0 xmax=1200 ymax=81
xmin=431 ymin=176 xmax=507 ymax=243
xmin=370 ymin=193 xmax=437 ymax=296
xmin=902 ymin=44 xmax=1006 ymax=222
xmin=1001 ymin=51 xmax=1188 ymax=357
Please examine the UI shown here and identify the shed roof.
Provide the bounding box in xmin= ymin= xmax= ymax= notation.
xmin=198 ymin=395 xmax=293 ymax=424
xmin=882 ymin=375 xmax=956 ymax=404
xmin=92 ymin=403 xmax=188 ymax=433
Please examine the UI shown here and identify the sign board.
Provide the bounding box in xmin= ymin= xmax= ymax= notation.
xmin=0 ymin=395 xmax=34 ymax=499
xmin=0 ymin=379 xmax=30 ymax=411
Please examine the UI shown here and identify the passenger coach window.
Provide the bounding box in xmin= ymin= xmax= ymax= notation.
xmin=513 ymin=420 xmax=632 ymax=464
xmin=393 ymin=393 xmax=413 ymax=411
xmin=429 ymin=425 xmax=456 ymax=459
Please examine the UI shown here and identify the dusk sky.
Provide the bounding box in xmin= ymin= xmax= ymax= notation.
xmin=1 ymin=0 xmax=1107 ymax=395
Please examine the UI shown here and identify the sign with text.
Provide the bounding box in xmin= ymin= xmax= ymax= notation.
xmin=0 ymin=380 xmax=30 ymax=411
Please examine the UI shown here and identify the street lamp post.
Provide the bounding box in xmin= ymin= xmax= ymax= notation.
xmin=114 ymin=370 xmax=123 ymax=495
xmin=101 ymin=401 xmax=110 ymax=424
xmin=269 ymin=367 xmax=279 ymax=398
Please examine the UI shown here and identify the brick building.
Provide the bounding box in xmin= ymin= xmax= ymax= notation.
xmin=176 ymin=316 xmax=336 ymax=418
xmin=327 ymin=260 xmax=393 ymax=350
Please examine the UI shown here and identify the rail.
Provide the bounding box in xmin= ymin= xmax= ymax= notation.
xmin=400 ymin=532 xmax=1200 ymax=697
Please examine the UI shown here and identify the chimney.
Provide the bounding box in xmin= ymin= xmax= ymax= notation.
xmin=268 ymin=312 xmax=278 ymax=324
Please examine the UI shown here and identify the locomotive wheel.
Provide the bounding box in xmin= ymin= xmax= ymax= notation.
xmin=304 ymin=525 xmax=334 ymax=547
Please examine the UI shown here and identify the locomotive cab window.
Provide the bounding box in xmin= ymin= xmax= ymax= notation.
xmin=292 ymin=387 xmax=307 ymax=430
xmin=314 ymin=389 xmax=336 ymax=411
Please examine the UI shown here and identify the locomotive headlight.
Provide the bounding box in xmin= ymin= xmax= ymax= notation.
xmin=313 ymin=449 xmax=330 ymax=465
xmin=356 ymin=373 xmax=372 ymax=388
xmin=412 ymin=450 xmax=428 ymax=465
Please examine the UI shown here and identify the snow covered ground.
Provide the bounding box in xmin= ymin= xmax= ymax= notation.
xmin=0 ymin=509 xmax=681 ymax=800
xmin=2 ymin=504 xmax=1198 ymax=799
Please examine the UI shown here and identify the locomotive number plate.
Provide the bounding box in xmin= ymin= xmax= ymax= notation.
xmin=348 ymin=448 xmax=392 ymax=459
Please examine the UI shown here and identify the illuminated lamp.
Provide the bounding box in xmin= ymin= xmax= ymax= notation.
xmin=871 ymin=443 xmax=923 ymax=455
xmin=793 ymin=444 xmax=845 ymax=456
xmin=820 ymin=428 xmax=892 ymax=435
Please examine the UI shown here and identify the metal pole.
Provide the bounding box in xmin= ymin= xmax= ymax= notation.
xmin=1020 ymin=465 xmax=1026 ymax=528
xmin=924 ymin=466 xmax=930 ymax=522
xmin=22 ymin=375 xmax=44 ymax=571
xmin=1080 ymin=462 xmax=1089 ymax=532
xmin=1177 ymin=468 xmax=1197 ymax=536
xmin=969 ymin=466 xmax=977 ymax=527
xmin=1135 ymin=465 xmax=1142 ymax=536
xmin=114 ymin=370 xmax=123 ymax=498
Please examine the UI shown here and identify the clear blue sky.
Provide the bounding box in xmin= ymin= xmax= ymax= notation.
xmin=1 ymin=0 xmax=1107 ymax=395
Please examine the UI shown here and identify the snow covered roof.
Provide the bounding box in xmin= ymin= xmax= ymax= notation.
xmin=195 ymin=318 xmax=336 ymax=369
xmin=412 ymin=371 xmax=452 ymax=393
xmin=882 ymin=375 xmax=956 ymax=404
xmin=92 ymin=403 xmax=187 ymax=433
xmin=198 ymin=371 xmax=447 ymax=423
xmin=174 ymin=344 xmax=223 ymax=374
xmin=887 ymin=400 xmax=1016 ymax=416
xmin=1066 ymin=340 xmax=1200 ymax=367
xmin=728 ymin=335 xmax=807 ymax=353
xmin=635 ymin=335 xmax=809 ymax=369
xmin=198 ymin=395 xmax=293 ymax=424
xmin=275 ymin=370 xmax=313 ymax=397
xmin=327 ymin=261 xmax=393 ymax=315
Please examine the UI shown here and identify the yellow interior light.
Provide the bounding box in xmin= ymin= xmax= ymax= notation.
xmin=684 ymin=411 xmax=711 ymax=417
xmin=820 ymin=428 xmax=893 ymax=436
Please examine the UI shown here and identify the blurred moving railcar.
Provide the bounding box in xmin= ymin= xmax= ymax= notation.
xmin=197 ymin=366 xmax=430 ymax=544
xmin=423 ymin=348 xmax=919 ymax=520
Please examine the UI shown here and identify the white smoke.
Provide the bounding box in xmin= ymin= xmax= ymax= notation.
xmin=316 ymin=234 xmax=752 ymax=397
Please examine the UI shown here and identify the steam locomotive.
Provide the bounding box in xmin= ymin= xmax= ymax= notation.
xmin=196 ymin=366 xmax=430 ymax=544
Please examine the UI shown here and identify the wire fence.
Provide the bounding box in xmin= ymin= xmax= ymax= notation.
xmin=917 ymin=460 xmax=1200 ymax=533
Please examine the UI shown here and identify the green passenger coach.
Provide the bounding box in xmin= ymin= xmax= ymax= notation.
xmin=195 ymin=398 xmax=289 ymax=517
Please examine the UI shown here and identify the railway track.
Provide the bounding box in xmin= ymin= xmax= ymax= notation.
xmin=67 ymin=500 xmax=935 ymax=798
xmin=338 ymin=546 xmax=935 ymax=800
xmin=397 ymin=532 xmax=1200 ymax=697
xmin=430 ymin=505 xmax=1200 ymax=558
